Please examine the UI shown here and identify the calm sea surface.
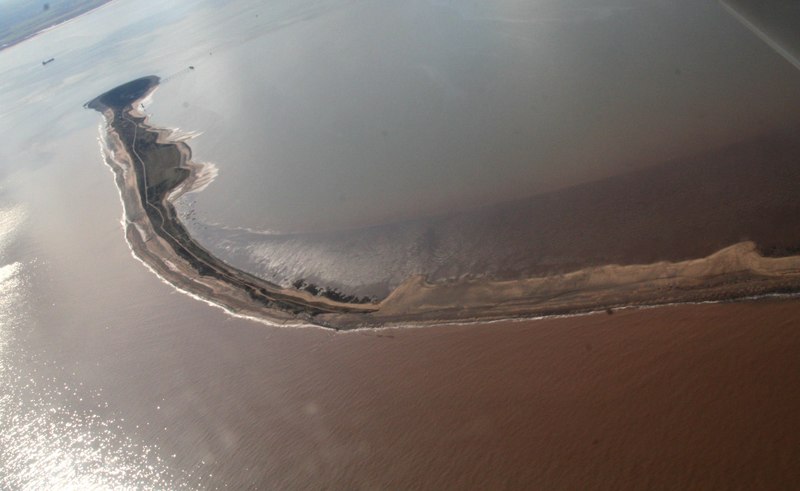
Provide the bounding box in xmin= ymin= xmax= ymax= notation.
xmin=147 ymin=0 xmax=800 ymax=234
xmin=2 ymin=0 xmax=800 ymax=488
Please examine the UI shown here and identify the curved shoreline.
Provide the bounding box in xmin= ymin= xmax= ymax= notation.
xmin=87 ymin=77 xmax=800 ymax=329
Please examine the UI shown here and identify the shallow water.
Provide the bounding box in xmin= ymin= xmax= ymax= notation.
xmin=2 ymin=0 xmax=800 ymax=488
xmin=144 ymin=0 xmax=800 ymax=294
xmin=149 ymin=0 xmax=800 ymax=236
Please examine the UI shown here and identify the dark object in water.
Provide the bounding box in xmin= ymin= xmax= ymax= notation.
xmin=189 ymin=66 xmax=195 ymax=70
xmin=42 ymin=58 xmax=54 ymax=66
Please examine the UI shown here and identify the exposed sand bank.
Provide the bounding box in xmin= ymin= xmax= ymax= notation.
xmin=368 ymin=241 xmax=800 ymax=318
xmin=88 ymin=77 xmax=800 ymax=329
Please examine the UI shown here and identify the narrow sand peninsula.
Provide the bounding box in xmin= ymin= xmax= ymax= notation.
xmin=87 ymin=77 xmax=800 ymax=329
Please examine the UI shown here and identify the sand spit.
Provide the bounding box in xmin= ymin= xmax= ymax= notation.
xmin=354 ymin=241 xmax=800 ymax=326
xmin=87 ymin=77 xmax=800 ymax=329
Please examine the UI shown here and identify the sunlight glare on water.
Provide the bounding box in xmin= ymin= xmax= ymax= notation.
xmin=0 ymin=205 xmax=187 ymax=490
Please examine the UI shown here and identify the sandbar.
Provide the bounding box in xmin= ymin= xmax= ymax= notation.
xmin=86 ymin=76 xmax=800 ymax=329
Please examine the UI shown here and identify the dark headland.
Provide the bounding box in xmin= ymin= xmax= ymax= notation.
xmin=87 ymin=77 xmax=800 ymax=329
